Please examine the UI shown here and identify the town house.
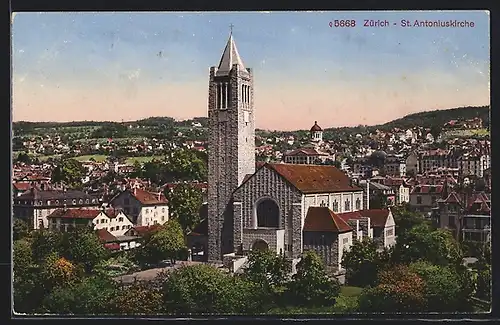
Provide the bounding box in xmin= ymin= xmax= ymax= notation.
xmin=109 ymin=188 xmax=169 ymax=226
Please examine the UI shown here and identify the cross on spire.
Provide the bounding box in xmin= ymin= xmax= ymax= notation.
xmin=229 ymin=23 xmax=234 ymax=35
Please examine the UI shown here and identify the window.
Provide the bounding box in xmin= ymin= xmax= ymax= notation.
xmin=101 ymin=219 xmax=106 ymax=223
xmin=320 ymin=200 xmax=326 ymax=207
xmin=154 ymin=220 xmax=158 ymax=225
xmin=79 ymin=199 xmax=83 ymax=204
xmin=256 ymin=199 xmax=280 ymax=228
xmin=110 ymin=227 xmax=115 ymax=231
xmin=343 ymin=237 xmax=349 ymax=244
xmin=333 ymin=200 xmax=339 ymax=212
xmin=47 ymin=200 xmax=51 ymax=206
xmin=448 ymin=215 xmax=455 ymax=227
xmin=386 ymin=228 xmax=394 ymax=237
xmin=355 ymin=198 xmax=361 ymax=210
xmin=122 ymin=225 xmax=126 ymax=230
xmin=92 ymin=199 xmax=96 ymax=203
xmin=416 ymin=196 xmax=422 ymax=204
xmin=146 ymin=209 xmax=149 ymax=214
xmin=162 ymin=215 xmax=165 ymax=221
xmin=96 ymin=219 xmax=100 ymax=224
xmin=118 ymin=217 xmax=123 ymax=222
xmin=344 ymin=199 xmax=350 ymax=211
xmin=162 ymin=208 xmax=165 ymax=213
xmin=104 ymin=227 xmax=108 ymax=231
xmin=72 ymin=199 xmax=76 ymax=205
xmin=85 ymin=199 xmax=89 ymax=204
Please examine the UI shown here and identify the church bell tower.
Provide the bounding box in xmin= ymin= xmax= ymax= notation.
xmin=207 ymin=30 xmax=256 ymax=262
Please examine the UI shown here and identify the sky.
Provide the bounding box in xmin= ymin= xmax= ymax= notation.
xmin=12 ymin=11 xmax=490 ymax=131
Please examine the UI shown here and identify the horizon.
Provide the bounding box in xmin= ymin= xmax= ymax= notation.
xmin=12 ymin=11 xmax=490 ymax=131
xmin=12 ymin=104 xmax=490 ymax=132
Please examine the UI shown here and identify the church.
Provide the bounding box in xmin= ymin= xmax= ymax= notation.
xmin=201 ymin=31 xmax=396 ymax=271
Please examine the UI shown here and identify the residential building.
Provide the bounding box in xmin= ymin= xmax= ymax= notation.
xmin=409 ymin=184 xmax=444 ymax=214
xmin=109 ymin=188 xmax=169 ymax=226
xmin=13 ymin=188 xmax=100 ymax=229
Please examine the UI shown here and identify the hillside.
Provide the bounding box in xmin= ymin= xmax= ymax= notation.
xmin=12 ymin=105 xmax=489 ymax=135
xmin=376 ymin=105 xmax=490 ymax=130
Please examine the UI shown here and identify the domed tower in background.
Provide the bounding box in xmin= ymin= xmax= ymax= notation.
xmin=310 ymin=121 xmax=323 ymax=145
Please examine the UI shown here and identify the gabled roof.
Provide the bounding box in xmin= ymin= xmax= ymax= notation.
xmin=357 ymin=209 xmax=390 ymax=228
xmin=266 ymin=163 xmax=362 ymax=194
xmin=47 ymin=208 xmax=102 ymax=219
xmin=128 ymin=224 xmax=163 ymax=237
xmin=336 ymin=209 xmax=390 ymax=228
xmin=112 ymin=188 xmax=168 ymax=206
xmin=97 ymin=229 xmax=117 ymax=243
xmin=304 ymin=207 xmax=352 ymax=233
xmin=216 ymin=33 xmax=246 ymax=76
xmin=17 ymin=188 xmax=95 ymax=201
xmin=443 ymin=192 xmax=462 ymax=204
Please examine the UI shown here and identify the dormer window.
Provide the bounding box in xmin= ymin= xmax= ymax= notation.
xmin=85 ymin=199 xmax=89 ymax=204
xmin=55 ymin=200 xmax=60 ymax=205
xmin=72 ymin=199 xmax=77 ymax=205
xmin=79 ymin=199 xmax=83 ymax=204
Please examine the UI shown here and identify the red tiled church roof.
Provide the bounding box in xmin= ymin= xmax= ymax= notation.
xmin=266 ymin=163 xmax=362 ymax=194
xmin=304 ymin=207 xmax=352 ymax=233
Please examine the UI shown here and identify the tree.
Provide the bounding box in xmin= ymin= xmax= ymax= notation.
xmin=391 ymin=224 xmax=462 ymax=267
xmin=137 ymin=219 xmax=186 ymax=265
xmin=162 ymin=264 xmax=264 ymax=314
xmin=13 ymin=239 xmax=39 ymax=313
xmin=243 ymin=249 xmax=290 ymax=307
xmin=409 ymin=261 xmax=471 ymax=312
xmin=164 ymin=183 xmax=203 ymax=233
xmin=41 ymin=276 xmax=119 ymax=314
xmin=40 ymin=253 xmax=80 ymax=289
xmin=341 ymin=239 xmax=388 ymax=288
xmin=13 ymin=218 xmax=30 ymax=241
xmin=287 ymin=250 xmax=340 ymax=308
xmin=163 ymin=149 xmax=208 ymax=182
xmin=391 ymin=204 xmax=429 ymax=236
xmin=51 ymin=158 xmax=86 ymax=189
xmin=112 ymin=280 xmax=164 ymax=315
xmin=369 ymin=194 xmax=388 ymax=209
xmin=358 ymin=264 xmax=426 ymax=312
xmin=30 ymin=230 xmax=63 ymax=264
xmin=60 ymin=228 xmax=108 ymax=273
xmin=16 ymin=152 xmax=32 ymax=164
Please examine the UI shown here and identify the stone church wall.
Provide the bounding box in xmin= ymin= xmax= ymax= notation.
xmin=303 ymin=231 xmax=340 ymax=268
xmin=233 ymin=166 xmax=302 ymax=256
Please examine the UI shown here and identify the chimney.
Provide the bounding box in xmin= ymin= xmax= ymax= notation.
xmin=158 ymin=192 xmax=161 ymax=201
xmin=134 ymin=187 xmax=137 ymax=196
xmin=366 ymin=179 xmax=370 ymax=210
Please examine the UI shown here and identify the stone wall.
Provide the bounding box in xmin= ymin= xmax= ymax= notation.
xmin=207 ymin=62 xmax=256 ymax=262
xmin=303 ymin=231 xmax=339 ymax=267
xmin=243 ymin=228 xmax=282 ymax=252
xmin=233 ymin=165 xmax=302 ymax=256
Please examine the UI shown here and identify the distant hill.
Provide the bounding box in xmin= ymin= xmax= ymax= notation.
xmin=12 ymin=105 xmax=489 ymax=135
xmin=375 ymin=105 xmax=490 ymax=130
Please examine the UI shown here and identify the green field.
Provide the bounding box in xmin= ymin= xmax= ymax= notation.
xmin=73 ymin=154 xmax=109 ymax=162
xmin=442 ymin=128 xmax=489 ymax=139
xmin=126 ymin=155 xmax=165 ymax=164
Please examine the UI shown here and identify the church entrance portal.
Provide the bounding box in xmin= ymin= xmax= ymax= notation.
xmin=256 ymin=199 xmax=279 ymax=228
xmin=252 ymin=239 xmax=269 ymax=251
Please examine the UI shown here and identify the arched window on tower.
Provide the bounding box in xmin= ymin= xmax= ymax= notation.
xmin=256 ymin=198 xmax=279 ymax=228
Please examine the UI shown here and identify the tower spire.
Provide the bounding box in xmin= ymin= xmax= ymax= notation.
xmin=216 ymin=27 xmax=245 ymax=76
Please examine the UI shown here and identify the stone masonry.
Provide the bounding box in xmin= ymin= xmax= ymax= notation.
xmin=207 ymin=37 xmax=256 ymax=262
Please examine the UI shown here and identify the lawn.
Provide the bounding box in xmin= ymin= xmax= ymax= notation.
xmin=268 ymin=286 xmax=363 ymax=314
xmin=73 ymin=154 xmax=109 ymax=162
xmin=126 ymin=155 xmax=165 ymax=164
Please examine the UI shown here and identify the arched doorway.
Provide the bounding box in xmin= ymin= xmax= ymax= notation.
xmin=252 ymin=239 xmax=269 ymax=251
xmin=256 ymin=198 xmax=280 ymax=228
